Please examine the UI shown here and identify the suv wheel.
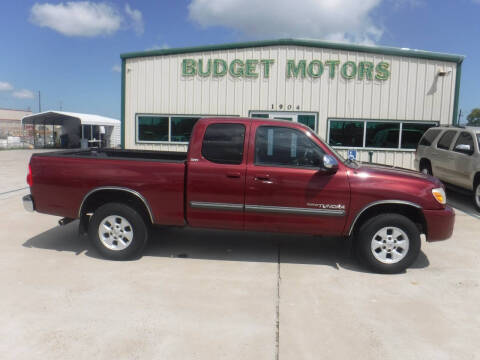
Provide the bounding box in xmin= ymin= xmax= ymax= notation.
xmin=88 ymin=202 xmax=149 ymax=260
xmin=420 ymin=160 xmax=432 ymax=175
xmin=474 ymin=182 xmax=480 ymax=212
xmin=356 ymin=214 xmax=421 ymax=274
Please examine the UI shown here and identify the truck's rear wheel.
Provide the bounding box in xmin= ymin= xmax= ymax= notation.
xmin=356 ymin=214 xmax=420 ymax=274
xmin=88 ymin=202 xmax=148 ymax=260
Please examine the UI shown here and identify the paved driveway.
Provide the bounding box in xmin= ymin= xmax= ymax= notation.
xmin=1 ymin=149 xmax=479 ymax=359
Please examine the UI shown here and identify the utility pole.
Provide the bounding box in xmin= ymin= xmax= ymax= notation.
xmin=458 ymin=109 xmax=463 ymax=126
xmin=38 ymin=91 xmax=41 ymax=113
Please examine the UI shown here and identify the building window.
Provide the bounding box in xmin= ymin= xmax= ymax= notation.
xmin=247 ymin=111 xmax=318 ymax=132
xmin=402 ymin=123 xmax=438 ymax=149
xmin=136 ymin=115 xmax=200 ymax=143
xmin=366 ymin=122 xmax=400 ymax=148
xmin=328 ymin=119 xmax=437 ymax=150
xmin=329 ymin=120 xmax=364 ymax=147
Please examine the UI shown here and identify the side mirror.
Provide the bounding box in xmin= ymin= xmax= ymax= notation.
xmin=454 ymin=144 xmax=473 ymax=155
xmin=322 ymin=154 xmax=339 ymax=173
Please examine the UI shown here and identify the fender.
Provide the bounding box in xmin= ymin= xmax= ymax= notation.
xmin=348 ymin=200 xmax=422 ymax=236
xmin=78 ymin=186 xmax=155 ymax=223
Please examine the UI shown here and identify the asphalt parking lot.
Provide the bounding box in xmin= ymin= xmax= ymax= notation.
xmin=1 ymin=149 xmax=479 ymax=360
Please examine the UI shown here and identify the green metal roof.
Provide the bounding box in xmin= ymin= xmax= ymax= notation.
xmin=120 ymin=38 xmax=464 ymax=64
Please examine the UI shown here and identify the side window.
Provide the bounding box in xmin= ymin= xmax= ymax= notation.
xmin=419 ymin=129 xmax=441 ymax=147
xmin=201 ymin=123 xmax=245 ymax=165
xmin=255 ymin=126 xmax=325 ymax=168
xmin=453 ymin=132 xmax=475 ymax=155
xmin=436 ymin=130 xmax=457 ymax=150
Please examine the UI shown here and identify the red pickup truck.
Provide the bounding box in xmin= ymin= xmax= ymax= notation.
xmin=23 ymin=117 xmax=454 ymax=273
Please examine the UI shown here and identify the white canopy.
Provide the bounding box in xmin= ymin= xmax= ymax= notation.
xmin=22 ymin=111 xmax=119 ymax=126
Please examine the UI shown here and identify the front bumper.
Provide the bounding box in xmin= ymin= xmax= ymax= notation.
xmin=424 ymin=205 xmax=455 ymax=241
xmin=22 ymin=194 xmax=35 ymax=212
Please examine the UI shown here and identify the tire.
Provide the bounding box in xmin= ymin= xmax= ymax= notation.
xmin=356 ymin=214 xmax=421 ymax=274
xmin=473 ymin=181 xmax=480 ymax=213
xmin=88 ymin=202 xmax=148 ymax=260
xmin=420 ymin=160 xmax=432 ymax=176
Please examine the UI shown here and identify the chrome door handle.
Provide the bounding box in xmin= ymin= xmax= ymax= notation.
xmin=254 ymin=174 xmax=273 ymax=184
xmin=254 ymin=174 xmax=270 ymax=181
xmin=226 ymin=172 xmax=241 ymax=178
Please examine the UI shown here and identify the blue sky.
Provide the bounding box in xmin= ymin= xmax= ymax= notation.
xmin=0 ymin=0 xmax=478 ymax=122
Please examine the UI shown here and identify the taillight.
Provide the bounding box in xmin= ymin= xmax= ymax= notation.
xmin=26 ymin=164 xmax=33 ymax=187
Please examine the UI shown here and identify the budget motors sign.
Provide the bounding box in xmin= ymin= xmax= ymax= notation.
xmin=181 ymin=58 xmax=390 ymax=80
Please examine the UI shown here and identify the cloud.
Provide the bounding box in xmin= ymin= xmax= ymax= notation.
xmin=0 ymin=81 xmax=13 ymax=91
xmin=30 ymin=1 xmax=122 ymax=37
xmin=112 ymin=64 xmax=121 ymax=73
xmin=13 ymin=89 xmax=35 ymax=99
xmin=125 ymin=4 xmax=144 ymax=35
xmin=188 ymin=0 xmax=385 ymax=44
xmin=146 ymin=43 xmax=170 ymax=51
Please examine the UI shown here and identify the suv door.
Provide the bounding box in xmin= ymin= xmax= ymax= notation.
xmin=450 ymin=131 xmax=476 ymax=188
xmin=431 ymin=130 xmax=458 ymax=182
xmin=186 ymin=122 xmax=249 ymax=230
xmin=244 ymin=124 xmax=349 ymax=235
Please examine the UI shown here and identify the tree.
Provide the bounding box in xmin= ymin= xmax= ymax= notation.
xmin=467 ymin=108 xmax=480 ymax=126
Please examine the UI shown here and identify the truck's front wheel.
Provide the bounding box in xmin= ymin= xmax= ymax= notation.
xmin=88 ymin=202 xmax=148 ymax=260
xmin=356 ymin=214 xmax=421 ymax=274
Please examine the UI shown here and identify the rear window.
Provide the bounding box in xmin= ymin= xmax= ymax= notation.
xmin=201 ymin=123 xmax=245 ymax=164
xmin=419 ymin=128 xmax=441 ymax=147
xmin=436 ymin=130 xmax=457 ymax=150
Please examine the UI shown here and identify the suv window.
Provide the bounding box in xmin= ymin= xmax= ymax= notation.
xmin=453 ymin=132 xmax=475 ymax=155
xmin=255 ymin=126 xmax=325 ymax=168
xmin=419 ymin=128 xmax=441 ymax=147
xmin=201 ymin=123 xmax=245 ymax=164
xmin=436 ymin=130 xmax=457 ymax=150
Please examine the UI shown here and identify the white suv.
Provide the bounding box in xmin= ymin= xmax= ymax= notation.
xmin=414 ymin=126 xmax=480 ymax=211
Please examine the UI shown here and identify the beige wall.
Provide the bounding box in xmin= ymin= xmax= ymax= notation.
xmin=0 ymin=109 xmax=32 ymax=137
xmin=124 ymin=45 xmax=458 ymax=168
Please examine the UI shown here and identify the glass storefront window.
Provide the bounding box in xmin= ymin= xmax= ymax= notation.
xmin=171 ymin=117 xmax=199 ymax=142
xmin=328 ymin=119 xmax=437 ymax=149
xmin=329 ymin=120 xmax=364 ymax=147
xmin=366 ymin=122 xmax=400 ymax=148
xmin=298 ymin=115 xmax=316 ymax=131
xmin=137 ymin=116 xmax=168 ymax=141
xmin=137 ymin=115 xmax=201 ymax=143
xmin=251 ymin=113 xmax=269 ymax=118
xmin=401 ymin=123 xmax=436 ymax=149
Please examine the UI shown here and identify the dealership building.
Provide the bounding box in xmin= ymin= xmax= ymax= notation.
xmin=120 ymin=38 xmax=464 ymax=169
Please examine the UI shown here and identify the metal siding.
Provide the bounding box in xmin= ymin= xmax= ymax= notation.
xmin=124 ymin=45 xmax=458 ymax=168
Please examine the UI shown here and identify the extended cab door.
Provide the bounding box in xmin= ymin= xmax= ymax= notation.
xmin=244 ymin=123 xmax=350 ymax=235
xmin=186 ymin=121 xmax=249 ymax=230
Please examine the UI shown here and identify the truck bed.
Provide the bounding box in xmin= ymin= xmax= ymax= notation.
xmin=30 ymin=148 xmax=187 ymax=226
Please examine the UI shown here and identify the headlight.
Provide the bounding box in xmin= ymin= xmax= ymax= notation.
xmin=432 ymin=187 xmax=446 ymax=205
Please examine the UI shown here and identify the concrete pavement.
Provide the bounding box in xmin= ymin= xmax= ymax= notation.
xmin=0 ymin=149 xmax=479 ymax=359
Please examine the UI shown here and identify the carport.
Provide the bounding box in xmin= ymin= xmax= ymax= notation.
xmin=22 ymin=111 xmax=121 ymax=149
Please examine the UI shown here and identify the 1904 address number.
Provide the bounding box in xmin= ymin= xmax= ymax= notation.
xmin=271 ymin=104 xmax=301 ymax=110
